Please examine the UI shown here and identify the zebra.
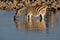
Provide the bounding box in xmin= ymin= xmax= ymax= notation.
xmin=14 ymin=4 xmax=48 ymax=21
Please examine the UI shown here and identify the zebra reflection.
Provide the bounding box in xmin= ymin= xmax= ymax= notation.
xmin=14 ymin=18 xmax=47 ymax=32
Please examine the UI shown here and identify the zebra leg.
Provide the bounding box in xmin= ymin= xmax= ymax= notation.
xmin=40 ymin=13 xmax=45 ymax=21
xmin=27 ymin=14 xmax=32 ymax=22
xmin=40 ymin=14 xmax=42 ymax=21
xmin=42 ymin=14 xmax=45 ymax=20
xmin=27 ymin=15 xmax=29 ymax=21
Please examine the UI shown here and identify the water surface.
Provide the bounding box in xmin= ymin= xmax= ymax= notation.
xmin=0 ymin=10 xmax=60 ymax=40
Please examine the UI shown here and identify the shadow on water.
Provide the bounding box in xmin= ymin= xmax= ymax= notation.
xmin=14 ymin=11 xmax=57 ymax=33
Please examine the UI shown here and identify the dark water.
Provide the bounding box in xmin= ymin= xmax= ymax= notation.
xmin=0 ymin=10 xmax=60 ymax=40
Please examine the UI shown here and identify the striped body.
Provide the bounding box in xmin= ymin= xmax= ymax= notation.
xmin=27 ymin=5 xmax=48 ymax=20
xmin=14 ymin=4 xmax=48 ymax=20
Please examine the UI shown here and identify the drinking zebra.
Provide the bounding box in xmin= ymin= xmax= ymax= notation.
xmin=14 ymin=4 xmax=48 ymax=21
